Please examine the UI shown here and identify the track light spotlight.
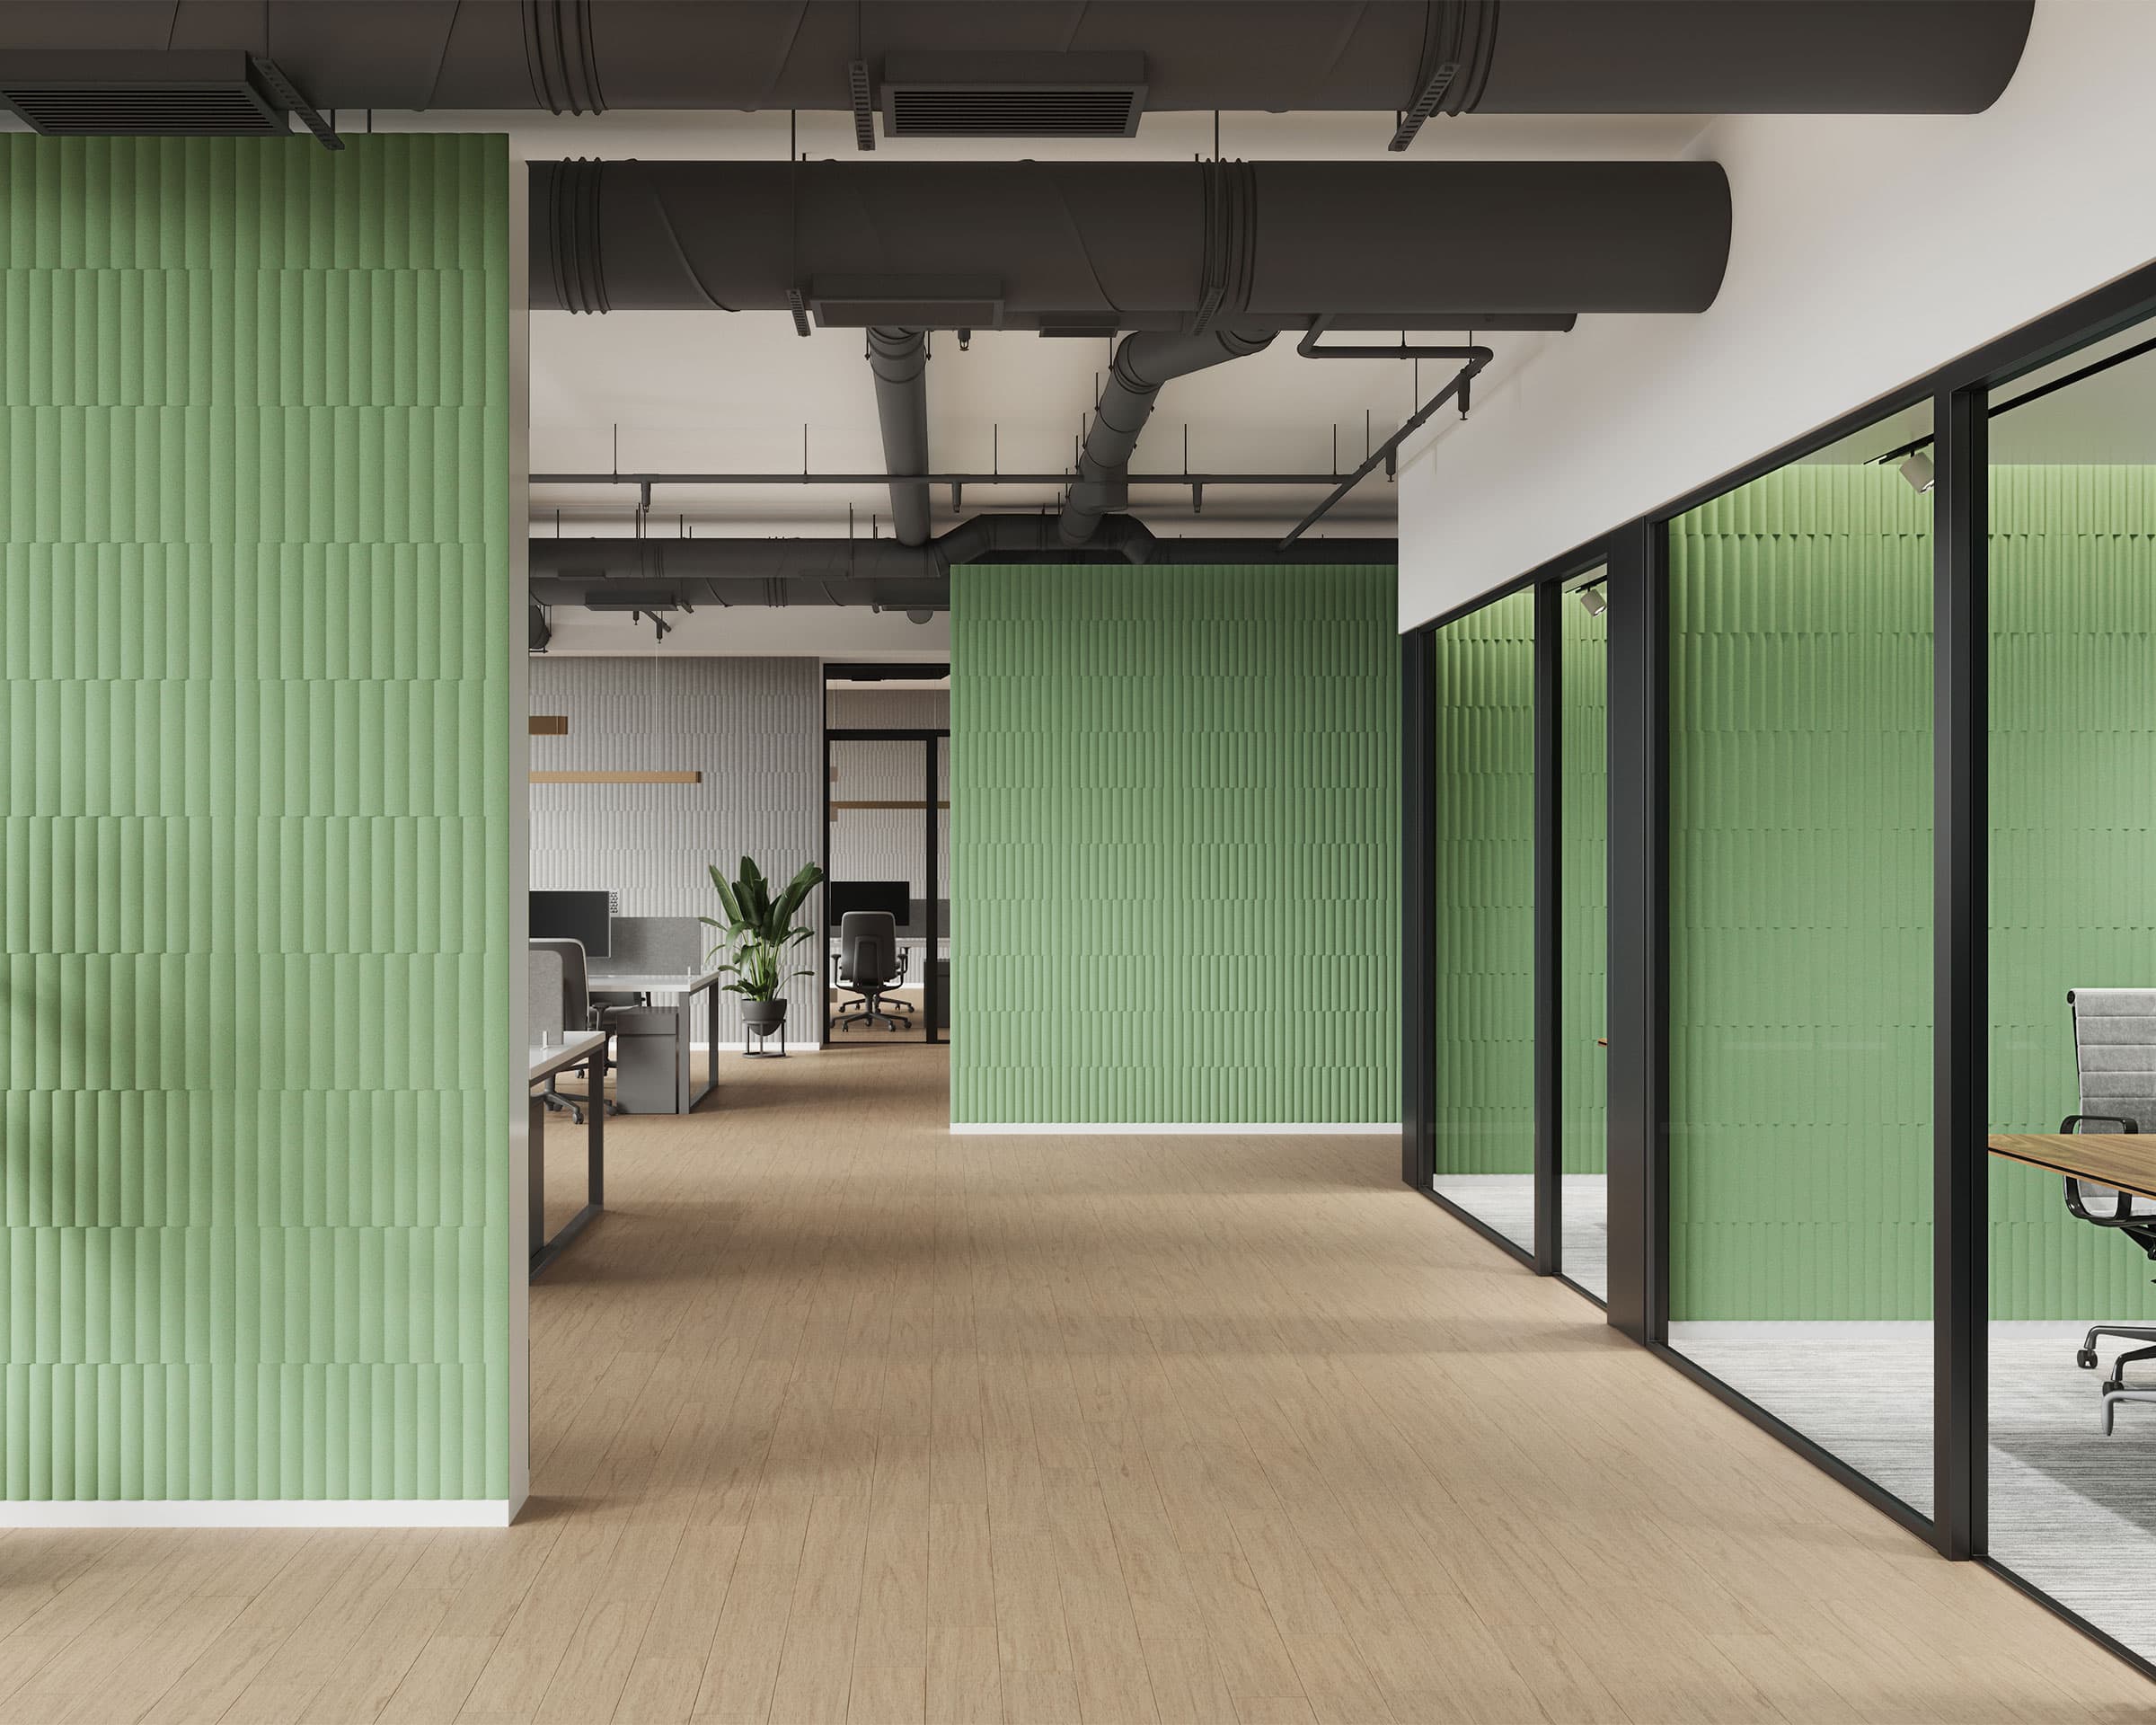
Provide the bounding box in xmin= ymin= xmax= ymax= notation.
xmin=906 ymin=609 xmax=934 ymax=625
xmin=1899 ymin=451 xmax=1937 ymax=494
xmin=1577 ymin=586 xmax=1607 ymax=618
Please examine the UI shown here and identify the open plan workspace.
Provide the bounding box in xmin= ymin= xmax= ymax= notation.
xmin=11 ymin=3 xmax=2156 ymax=1721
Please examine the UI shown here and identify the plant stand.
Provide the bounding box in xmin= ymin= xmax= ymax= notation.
xmin=744 ymin=1019 xmax=787 ymax=1058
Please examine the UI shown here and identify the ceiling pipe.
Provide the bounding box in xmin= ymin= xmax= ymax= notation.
xmin=865 ymin=326 xmax=932 ymax=546
xmin=0 ymin=4 xmax=2030 ymax=118
xmin=530 ymin=160 xmax=1732 ymax=323
xmin=1060 ymin=328 xmax=1276 ymax=547
xmin=527 ymin=518 xmax=1401 ymax=609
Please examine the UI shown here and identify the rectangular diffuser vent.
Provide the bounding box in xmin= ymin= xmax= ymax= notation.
xmin=0 ymin=51 xmax=287 ymax=136
xmin=881 ymin=51 xmax=1145 ymax=139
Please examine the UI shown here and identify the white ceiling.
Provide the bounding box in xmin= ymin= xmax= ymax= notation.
xmin=392 ymin=107 xmax=1712 ymax=653
xmin=461 ymin=106 xmax=1712 ymax=543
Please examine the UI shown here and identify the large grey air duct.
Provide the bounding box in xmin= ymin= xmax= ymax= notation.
xmin=1061 ymin=328 xmax=1276 ymax=546
xmin=531 ymin=160 xmax=1733 ymax=323
xmin=866 ymin=326 xmax=931 ymax=546
xmin=0 ymin=4 xmax=2031 ymax=122
xmin=527 ymin=519 xmax=1399 ymax=610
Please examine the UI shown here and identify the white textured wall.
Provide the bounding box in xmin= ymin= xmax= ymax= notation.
xmin=529 ymin=656 xmax=824 ymax=1039
xmin=1397 ymin=0 xmax=2156 ymax=625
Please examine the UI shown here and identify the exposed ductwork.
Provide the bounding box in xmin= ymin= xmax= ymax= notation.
xmin=531 ymin=160 xmax=1734 ymax=323
xmin=0 ymin=4 xmax=2031 ymax=125
xmin=1061 ymin=328 xmax=1277 ymax=546
xmin=527 ymin=518 xmax=1401 ymax=614
xmin=866 ymin=326 xmax=932 ymax=546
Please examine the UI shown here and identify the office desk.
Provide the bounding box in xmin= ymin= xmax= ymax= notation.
xmin=585 ymin=968 xmax=725 ymax=1112
xmin=1988 ymin=1134 xmax=2156 ymax=1203
xmin=530 ymin=1031 xmax=607 ymax=1278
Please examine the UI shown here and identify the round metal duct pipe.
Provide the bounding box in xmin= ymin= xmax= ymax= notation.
xmin=0 ymin=3 xmax=2029 ymax=117
xmin=530 ymin=159 xmax=1733 ymax=322
xmin=526 ymin=522 xmax=1401 ymax=609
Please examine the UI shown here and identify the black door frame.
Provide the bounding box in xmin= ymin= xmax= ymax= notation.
xmin=825 ymin=725 xmax=950 ymax=1046
xmin=1400 ymin=256 xmax=2156 ymax=1679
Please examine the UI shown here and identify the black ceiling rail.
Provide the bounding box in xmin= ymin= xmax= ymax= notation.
xmin=1873 ymin=330 xmax=2156 ymax=464
xmin=1277 ymin=345 xmax=1490 ymax=549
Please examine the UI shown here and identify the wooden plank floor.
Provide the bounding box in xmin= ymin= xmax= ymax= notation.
xmin=3 ymin=1046 xmax=2152 ymax=1723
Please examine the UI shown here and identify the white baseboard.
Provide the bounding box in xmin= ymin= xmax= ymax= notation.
xmin=949 ymin=1121 xmax=1400 ymax=1137
xmin=693 ymin=1041 xmax=824 ymax=1053
xmin=0 ymin=1499 xmax=516 ymax=1528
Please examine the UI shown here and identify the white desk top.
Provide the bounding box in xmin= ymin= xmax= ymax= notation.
xmin=588 ymin=969 xmax=728 ymax=995
xmin=528 ymin=1031 xmax=606 ymax=1084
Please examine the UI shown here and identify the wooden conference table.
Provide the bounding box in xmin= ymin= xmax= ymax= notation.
xmin=1988 ymin=1132 xmax=2156 ymax=1203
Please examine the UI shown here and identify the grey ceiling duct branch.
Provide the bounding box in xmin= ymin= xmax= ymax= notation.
xmin=529 ymin=160 xmax=1732 ymax=323
xmin=1060 ymin=328 xmax=1275 ymax=547
xmin=0 ymin=4 xmax=2031 ymax=123
xmin=866 ymin=326 xmax=932 ymax=546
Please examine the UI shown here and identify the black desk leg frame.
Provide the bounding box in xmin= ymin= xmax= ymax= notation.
xmin=530 ymin=1048 xmax=605 ymax=1280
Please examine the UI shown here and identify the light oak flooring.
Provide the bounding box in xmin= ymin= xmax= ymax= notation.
xmin=4 ymin=1047 xmax=2154 ymax=1723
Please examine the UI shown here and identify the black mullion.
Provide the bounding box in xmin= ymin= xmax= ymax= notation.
xmin=925 ymin=735 xmax=941 ymax=1045
xmin=822 ymin=726 xmax=833 ymax=1044
xmin=1401 ymin=629 xmax=1436 ymax=1191
xmin=1533 ymin=579 xmax=1562 ymax=1277
xmin=1604 ymin=519 xmax=1669 ymax=1344
xmin=1932 ymin=385 xmax=1990 ymax=1561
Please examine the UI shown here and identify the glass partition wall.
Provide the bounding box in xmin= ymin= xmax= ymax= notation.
xmin=1665 ymin=409 xmax=1938 ymax=1516
xmin=1408 ymin=262 xmax=2156 ymax=1681
xmin=1428 ymin=589 xmax=1537 ymax=1252
xmin=1984 ymin=321 xmax=2156 ymax=1665
xmin=1560 ymin=572 xmax=1609 ymax=1297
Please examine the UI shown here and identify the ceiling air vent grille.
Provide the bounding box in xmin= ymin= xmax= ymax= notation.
xmin=881 ymin=51 xmax=1145 ymax=139
xmin=0 ymin=51 xmax=287 ymax=137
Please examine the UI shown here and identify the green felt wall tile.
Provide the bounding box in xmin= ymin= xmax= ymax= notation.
xmin=1561 ymin=590 xmax=1608 ymax=1176
xmin=1430 ymin=589 xmax=1535 ymax=1175
xmin=0 ymin=136 xmax=510 ymax=1499
xmin=949 ymin=563 xmax=1398 ymax=1126
xmin=1668 ymin=464 xmax=1935 ymax=1321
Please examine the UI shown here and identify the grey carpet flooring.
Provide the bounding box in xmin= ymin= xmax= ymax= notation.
xmin=1673 ymin=1322 xmax=2156 ymax=1664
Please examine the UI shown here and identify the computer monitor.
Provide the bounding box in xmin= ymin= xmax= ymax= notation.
xmin=827 ymin=880 xmax=911 ymax=927
xmin=530 ymin=889 xmax=612 ymax=958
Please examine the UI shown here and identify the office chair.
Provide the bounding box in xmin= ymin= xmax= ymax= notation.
xmin=2058 ymin=988 xmax=2156 ymax=1431
xmin=835 ymin=911 xmax=913 ymax=1032
xmin=531 ymin=937 xmax=623 ymax=1119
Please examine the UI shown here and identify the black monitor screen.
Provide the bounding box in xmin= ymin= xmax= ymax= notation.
xmin=828 ymin=880 xmax=911 ymax=926
xmin=531 ymin=889 xmax=611 ymax=958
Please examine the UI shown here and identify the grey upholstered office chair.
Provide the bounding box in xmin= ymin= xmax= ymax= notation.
xmin=2061 ymin=988 xmax=2156 ymax=1431
xmin=530 ymin=937 xmax=622 ymax=1120
xmin=835 ymin=911 xmax=913 ymax=1032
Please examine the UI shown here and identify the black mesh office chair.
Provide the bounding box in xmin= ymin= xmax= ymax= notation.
xmin=835 ymin=911 xmax=913 ymax=1032
xmin=2059 ymin=988 xmax=2156 ymax=1430
xmin=531 ymin=937 xmax=623 ymax=1119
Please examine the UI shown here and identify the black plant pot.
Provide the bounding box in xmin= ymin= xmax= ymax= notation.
xmin=741 ymin=998 xmax=788 ymax=1036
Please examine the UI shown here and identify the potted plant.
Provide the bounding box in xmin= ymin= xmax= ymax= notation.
xmin=702 ymin=856 xmax=826 ymax=1043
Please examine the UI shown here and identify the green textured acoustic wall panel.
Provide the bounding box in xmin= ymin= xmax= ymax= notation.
xmin=1561 ymin=590 xmax=1608 ymax=1176
xmin=1668 ymin=465 xmax=1933 ymax=1321
xmin=0 ymin=136 xmax=511 ymax=1499
xmin=950 ymin=563 xmax=1396 ymax=1126
xmin=1429 ymin=590 xmax=1535 ymax=1176
xmin=1990 ymin=466 xmax=2156 ymax=1320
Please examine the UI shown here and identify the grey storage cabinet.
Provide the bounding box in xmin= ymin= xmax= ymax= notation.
xmin=611 ymin=1006 xmax=686 ymax=1113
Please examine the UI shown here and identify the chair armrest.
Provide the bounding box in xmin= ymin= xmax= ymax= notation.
xmin=2063 ymin=1114 xmax=2141 ymax=1133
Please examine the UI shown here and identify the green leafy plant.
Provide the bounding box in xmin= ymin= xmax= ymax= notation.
xmin=701 ymin=856 xmax=826 ymax=1003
